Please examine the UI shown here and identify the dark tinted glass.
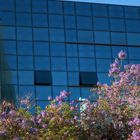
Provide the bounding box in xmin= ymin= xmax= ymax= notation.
xmin=0 ymin=0 xmax=14 ymax=11
xmin=67 ymin=58 xmax=79 ymax=71
xmin=35 ymin=71 xmax=52 ymax=85
xmin=128 ymin=47 xmax=140 ymax=59
xmin=127 ymin=33 xmax=140 ymax=46
xmin=16 ymin=0 xmax=31 ymax=12
xmin=69 ymin=87 xmax=80 ymax=100
xmin=80 ymin=72 xmax=98 ymax=86
xmin=125 ymin=7 xmax=139 ymax=19
xmin=68 ymin=72 xmax=79 ymax=86
xmin=63 ymin=2 xmax=75 ymax=15
xmin=66 ymin=44 xmax=78 ymax=57
xmin=65 ymin=30 xmax=77 ymax=42
xmin=64 ymin=16 xmax=76 ymax=29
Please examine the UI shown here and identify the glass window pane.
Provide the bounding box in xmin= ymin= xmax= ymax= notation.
xmin=92 ymin=4 xmax=108 ymax=17
xmin=97 ymin=73 xmax=111 ymax=85
xmin=110 ymin=18 xmax=125 ymax=32
xmin=78 ymin=30 xmax=94 ymax=43
xmin=51 ymin=57 xmax=66 ymax=71
xmin=35 ymin=71 xmax=52 ymax=85
xmin=35 ymin=57 xmax=50 ymax=70
xmin=18 ymin=71 xmax=34 ymax=85
xmin=16 ymin=0 xmax=31 ymax=12
xmin=68 ymin=87 xmax=80 ymax=101
xmin=50 ymin=43 xmax=65 ymax=56
xmin=2 ymin=40 xmax=16 ymax=54
xmin=33 ymin=28 xmax=48 ymax=41
xmin=79 ymin=45 xmax=95 ymax=58
xmin=18 ymin=56 xmax=33 ymax=70
xmin=80 ymin=58 xmax=96 ymax=72
xmin=48 ymin=1 xmax=62 ymax=14
xmin=109 ymin=5 xmax=124 ymax=18
xmin=77 ymin=16 xmax=92 ymax=30
xmin=0 ymin=0 xmax=14 ymax=11
xmin=36 ymin=86 xmax=52 ymax=100
xmin=111 ymin=32 xmax=126 ymax=45
xmin=125 ymin=7 xmax=139 ymax=19
xmin=68 ymin=72 xmax=79 ymax=86
xmin=33 ymin=14 xmax=48 ymax=27
xmin=96 ymin=59 xmax=111 ymax=72
xmin=94 ymin=17 xmax=109 ymax=31
xmin=0 ymin=12 xmax=15 ymax=26
xmin=76 ymin=3 xmax=91 ymax=16
xmin=63 ymin=2 xmax=75 ymax=15
xmin=95 ymin=45 xmax=111 ymax=58
xmin=67 ymin=58 xmax=79 ymax=71
xmin=49 ymin=15 xmax=63 ymax=28
xmin=95 ymin=31 xmax=110 ymax=44
xmin=16 ymin=13 xmax=31 ymax=27
xmin=126 ymin=20 xmax=140 ymax=33
xmin=127 ymin=33 xmax=140 ymax=46
xmin=128 ymin=47 xmax=140 ymax=59
xmin=32 ymin=0 xmax=47 ymax=13
xmin=34 ymin=42 xmax=49 ymax=56
xmin=81 ymin=87 xmax=91 ymax=99
xmin=50 ymin=29 xmax=64 ymax=42
xmin=66 ymin=44 xmax=78 ymax=57
xmin=36 ymin=101 xmax=49 ymax=110
xmin=17 ymin=27 xmax=32 ymax=41
xmin=65 ymin=30 xmax=77 ymax=42
xmin=17 ymin=41 xmax=33 ymax=55
xmin=64 ymin=16 xmax=76 ymax=29
xmin=52 ymin=72 xmax=67 ymax=86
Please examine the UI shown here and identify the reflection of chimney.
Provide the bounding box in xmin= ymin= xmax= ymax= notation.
xmin=0 ymin=26 xmax=16 ymax=103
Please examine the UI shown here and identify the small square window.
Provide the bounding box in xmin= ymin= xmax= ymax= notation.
xmin=35 ymin=71 xmax=52 ymax=85
xmin=80 ymin=72 xmax=98 ymax=86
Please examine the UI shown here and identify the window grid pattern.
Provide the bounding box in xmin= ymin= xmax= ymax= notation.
xmin=0 ymin=0 xmax=140 ymax=109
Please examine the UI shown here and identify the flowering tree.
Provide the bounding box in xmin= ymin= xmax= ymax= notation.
xmin=0 ymin=51 xmax=139 ymax=140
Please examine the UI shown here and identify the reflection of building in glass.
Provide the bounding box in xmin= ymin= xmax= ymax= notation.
xmin=0 ymin=0 xmax=140 ymax=109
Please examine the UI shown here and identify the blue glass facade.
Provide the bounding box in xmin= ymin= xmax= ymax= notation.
xmin=0 ymin=0 xmax=140 ymax=109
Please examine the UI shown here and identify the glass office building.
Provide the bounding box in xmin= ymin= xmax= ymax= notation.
xmin=0 ymin=0 xmax=140 ymax=108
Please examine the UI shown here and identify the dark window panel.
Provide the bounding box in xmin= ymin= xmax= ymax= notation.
xmin=34 ymin=42 xmax=49 ymax=56
xmin=63 ymin=2 xmax=75 ymax=15
xmin=78 ymin=30 xmax=94 ymax=43
xmin=52 ymin=72 xmax=67 ymax=86
xmin=49 ymin=15 xmax=63 ymax=28
xmin=32 ymin=0 xmax=47 ymax=13
xmin=51 ymin=57 xmax=66 ymax=71
xmin=126 ymin=20 xmax=140 ymax=33
xmin=16 ymin=13 xmax=31 ymax=27
xmin=35 ymin=71 xmax=52 ymax=85
xmin=49 ymin=29 xmax=64 ymax=42
xmin=18 ymin=71 xmax=34 ymax=85
xmin=94 ymin=31 xmax=110 ymax=44
xmin=92 ymin=4 xmax=108 ymax=17
xmin=0 ymin=0 xmax=14 ymax=11
xmin=65 ymin=30 xmax=77 ymax=42
xmin=33 ymin=28 xmax=48 ymax=41
xmin=67 ymin=58 xmax=79 ymax=71
xmin=16 ymin=0 xmax=31 ymax=12
xmin=110 ymin=18 xmax=125 ymax=32
xmin=17 ymin=27 xmax=32 ymax=41
xmin=95 ymin=45 xmax=111 ymax=58
xmin=76 ymin=3 xmax=91 ymax=16
xmin=18 ymin=56 xmax=33 ymax=70
xmin=0 ymin=12 xmax=15 ymax=25
xmin=36 ymin=86 xmax=52 ymax=100
xmin=79 ymin=44 xmax=95 ymax=58
xmin=66 ymin=44 xmax=78 ymax=57
xmin=80 ymin=58 xmax=96 ymax=72
xmin=50 ymin=43 xmax=65 ymax=56
xmin=33 ymin=14 xmax=48 ymax=27
xmin=68 ymin=72 xmax=79 ymax=86
xmin=80 ymin=72 xmax=98 ymax=86
xmin=109 ymin=5 xmax=124 ymax=18
xmin=17 ymin=41 xmax=33 ymax=55
xmin=2 ymin=40 xmax=16 ymax=54
xmin=77 ymin=16 xmax=92 ymax=30
xmin=64 ymin=16 xmax=76 ymax=29
xmin=0 ymin=26 xmax=16 ymax=40
xmin=48 ymin=1 xmax=63 ymax=14
xmin=124 ymin=7 xmax=139 ymax=19
xmin=93 ymin=17 xmax=109 ymax=31
xmin=111 ymin=32 xmax=126 ymax=45
xmin=34 ymin=57 xmax=50 ymax=70
xmin=127 ymin=33 xmax=140 ymax=46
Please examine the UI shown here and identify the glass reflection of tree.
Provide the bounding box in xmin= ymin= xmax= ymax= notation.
xmin=0 ymin=26 xmax=16 ymax=103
